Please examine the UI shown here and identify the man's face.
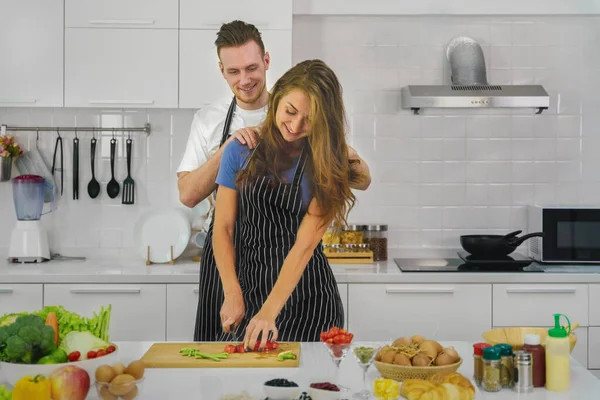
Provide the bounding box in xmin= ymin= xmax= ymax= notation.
xmin=219 ymin=41 xmax=270 ymax=107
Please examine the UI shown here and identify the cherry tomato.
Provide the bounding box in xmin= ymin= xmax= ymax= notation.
xmin=271 ymin=342 xmax=279 ymax=350
xmin=67 ymin=351 xmax=81 ymax=362
xmin=106 ymin=345 xmax=116 ymax=354
xmin=236 ymin=344 xmax=245 ymax=353
xmin=224 ymin=344 xmax=236 ymax=354
xmin=96 ymin=349 xmax=107 ymax=357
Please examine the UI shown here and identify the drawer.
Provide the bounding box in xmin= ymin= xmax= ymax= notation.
xmin=66 ymin=0 xmax=179 ymax=29
xmin=0 ymin=284 xmax=43 ymax=315
xmin=44 ymin=284 xmax=166 ymax=341
xmin=590 ymin=285 xmax=600 ymax=326
xmin=493 ymin=284 xmax=588 ymax=327
xmin=590 ymin=327 xmax=600 ymax=369
xmin=166 ymin=284 xmax=198 ymax=341
xmin=348 ymin=284 xmax=492 ymax=342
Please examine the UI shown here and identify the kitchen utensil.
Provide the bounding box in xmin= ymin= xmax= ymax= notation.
xmin=140 ymin=342 xmax=301 ymax=368
xmin=51 ymin=129 xmax=63 ymax=195
xmin=87 ymin=137 xmax=100 ymax=198
xmin=122 ymin=136 xmax=134 ymax=204
xmin=133 ymin=208 xmax=191 ymax=263
xmin=106 ymin=137 xmax=120 ymax=198
xmin=73 ymin=133 xmax=79 ymax=200
xmin=460 ymin=231 xmax=544 ymax=257
xmin=482 ymin=324 xmax=579 ymax=353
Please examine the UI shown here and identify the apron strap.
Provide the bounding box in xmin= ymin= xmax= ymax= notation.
xmin=291 ymin=143 xmax=309 ymax=187
xmin=219 ymin=96 xmax=237 ymax=147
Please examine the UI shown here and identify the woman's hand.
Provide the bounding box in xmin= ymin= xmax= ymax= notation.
xmin=220 ymin=290 xmax=245 ymax=334
xmin=228 ymin=126 xmax=261 ymax=149
xmin=243 ymin=309 xmax=278 ymax=351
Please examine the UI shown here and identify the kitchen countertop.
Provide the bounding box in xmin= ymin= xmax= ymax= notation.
xmin=1 ymin=249 xmax=600 ymax=284
xmin=2 ymin=341 xmax=596 ymax=399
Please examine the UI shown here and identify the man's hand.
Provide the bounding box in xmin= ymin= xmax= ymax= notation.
xmin=229 ymin=126 xmax=261 ymax=149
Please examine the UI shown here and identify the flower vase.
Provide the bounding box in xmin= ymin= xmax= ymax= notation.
xmin=0 ymin=156 xmax=12 ymax=182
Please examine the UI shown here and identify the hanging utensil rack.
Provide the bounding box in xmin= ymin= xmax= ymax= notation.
xmin=0 ymin=123 xmax=151 ymax=135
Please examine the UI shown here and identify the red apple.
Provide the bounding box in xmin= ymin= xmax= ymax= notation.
xmin=50 ymin=365 xmax=91 ymax=400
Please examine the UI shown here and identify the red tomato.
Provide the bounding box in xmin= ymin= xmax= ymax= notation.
xmin=86 ymin=351 xmax=97 ymax=359
xmin=330 ymin=327 xmax=340 ymax=335
xmin=96 ymin=349 xmax=107 ymax=357
xmin=326 ymin=338 xmax=334 ymax=344
xmin=236 ymin=344 xmax=245 ymax=353
xmin=339 ymin=328 xmax=347 ymax=334
xmin=271 ymin=342 xmax=279 ymax=350
xmin=106 ymin=345 xmax=116 ymax=354
xmin=67 ymin=351 xmax=81 ymax=362
xmin=320 ymin=332 xmax=328 ymax=342
xmin=224 ymin=344 xmax=236 ymax=354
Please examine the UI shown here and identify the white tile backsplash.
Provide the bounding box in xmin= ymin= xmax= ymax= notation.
xmin=1 ymin=15 xmax=599 ymax=254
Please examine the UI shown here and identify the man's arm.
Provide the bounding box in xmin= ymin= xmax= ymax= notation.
xmin=348 ymin=145 xmax=372 ymax=191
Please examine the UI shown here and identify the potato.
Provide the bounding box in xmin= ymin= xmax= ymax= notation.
xmin=109 ymin=374 xmax=136 ymax=396
xmin=98 ymin=386 xmax=118 ymax=400
xmin=95 ymin=365 xmax=116 ymax=383
xmin=125 ymin=360 xmax=145 ymax=380
xmin=112 ymin=363 xmax=126 ymax=376
xmin=121 ymin=386 xmax=138 ymax=400
xmin=393 ymin=353 xmax=411 ymax=366
xmin=381 ymin=350 xmax=397 ymax=364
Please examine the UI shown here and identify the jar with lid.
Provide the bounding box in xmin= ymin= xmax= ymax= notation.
xmin=473 ymin=343 xmax=492 ymax=387
xmin=482 ymin=347 xmax=502 ymax=392
xmin=329 ymin=244 xmax=342 ymax=253
xmin=522 ymin=333 xmax=545 ymax=387
xmin=494 ymin=344 xmax=514 ymax=388
xmin=363 ymin=224 xmax=388 ymax=261
xmin=341 ymin=224 xmax=367 ymax=246
xmin=344 ymin=244 xmax=358 ymax=253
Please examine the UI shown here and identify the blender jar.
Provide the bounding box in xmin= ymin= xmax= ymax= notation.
xmin=12 ymin=175 xmax=46 ymax=220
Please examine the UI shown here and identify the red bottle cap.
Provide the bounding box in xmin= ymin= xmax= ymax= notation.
xmin=473 ymin=342 xmax=492 ymax=356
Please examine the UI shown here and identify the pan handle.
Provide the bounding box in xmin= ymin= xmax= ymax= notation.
xmin=504 ymin=230 xmax=522 ymax=239
xmin=508 ymin=232 xmax=544 ymax=246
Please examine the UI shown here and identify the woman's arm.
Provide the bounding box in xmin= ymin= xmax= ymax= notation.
xmin=348 ymin=145 xmax=372 ymax=190
xmin=244 ymin=198 xmax=331 ymax=347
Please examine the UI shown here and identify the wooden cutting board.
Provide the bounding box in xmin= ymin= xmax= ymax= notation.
xmin=141 ymin=342 xmax=301 ymax=368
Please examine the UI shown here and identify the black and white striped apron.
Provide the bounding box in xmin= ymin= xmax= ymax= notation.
xmin=195 ymin=141 xmax=344 ymax=342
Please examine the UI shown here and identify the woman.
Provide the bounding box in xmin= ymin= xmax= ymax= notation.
xmin=195 ymin=59 xmax=366 ymax=346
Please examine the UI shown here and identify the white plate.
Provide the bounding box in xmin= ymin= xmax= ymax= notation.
xmin=133 ymin=208 xmax=191 ymax=263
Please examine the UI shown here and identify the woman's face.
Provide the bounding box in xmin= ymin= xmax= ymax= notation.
xmin=275 ymin=89 xmax=311 ymax=143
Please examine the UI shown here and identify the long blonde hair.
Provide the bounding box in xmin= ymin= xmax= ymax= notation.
xmin=236 ymin=59 xmax=364 ymax=230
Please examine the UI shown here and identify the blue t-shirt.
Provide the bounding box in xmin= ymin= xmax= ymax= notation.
xmin=216 ymin=141 xmax=313 ymax=210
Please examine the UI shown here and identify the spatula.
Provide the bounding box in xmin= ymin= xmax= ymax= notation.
xmin=122 ymin=137 xmax=135 ymax=204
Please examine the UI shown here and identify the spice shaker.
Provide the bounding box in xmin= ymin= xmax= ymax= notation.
xmin=482 ymin=347 xmax=502 ymax=392
xmin=495 ymin=344 xmax=514 ymax=388
xmin=473 ymin=343 xmax=492 ymax=387
xmin=513 ymin=350 xmax=533 ymax=393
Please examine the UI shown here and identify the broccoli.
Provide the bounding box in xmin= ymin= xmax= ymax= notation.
xmin=0 ymin=315 xmax=56 ymax=364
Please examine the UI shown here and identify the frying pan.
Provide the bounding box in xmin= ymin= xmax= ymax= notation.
xmin=460 ymin=230 xmax=544 ymax=257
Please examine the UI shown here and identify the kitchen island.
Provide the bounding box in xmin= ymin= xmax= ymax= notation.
xmin=2 ymin=341 xmax=595 ymax=399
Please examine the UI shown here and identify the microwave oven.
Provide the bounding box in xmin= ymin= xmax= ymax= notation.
xmin=528 ymin=205 xmax=600 ymax=263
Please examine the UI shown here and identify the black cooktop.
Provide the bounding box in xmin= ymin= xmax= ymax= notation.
xmin=395 ymin=252 xmax=543 ymax=272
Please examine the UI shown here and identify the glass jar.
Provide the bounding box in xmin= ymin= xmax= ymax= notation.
xmin=322 ymin=226 xmax=341 ymax=246
xmin=358 ymin=243 xmax=369 ymax=253
xmin=345 ymin=244 xmax=357 ymax=253
xmin=364 ymin=224 xmax=388 ymax=261
xmin=482 ymin=347 xmax=502 ymax=392
xmin=473 ymin=343 xmax=492 ymax=387
xmin=329 ymin=244 xmax=342 ymax=253
xmin=341 ymin=224 xmax=367 ymax=245
xmin=495 ymin=344 xmax=514 ymax=388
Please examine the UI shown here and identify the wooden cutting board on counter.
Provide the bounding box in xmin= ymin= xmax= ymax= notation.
xmin=141 ymin=342 xmax=301 ymax=368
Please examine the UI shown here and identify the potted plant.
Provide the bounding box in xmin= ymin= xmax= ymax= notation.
xmin=0 ymin=135 xmax=23 ymax=182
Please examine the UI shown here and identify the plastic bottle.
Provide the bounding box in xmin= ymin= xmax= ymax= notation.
xmin=523 ymin=333 xmax=546 ymax=387
xmin=545 ymin=313 xmax=571 ymax=392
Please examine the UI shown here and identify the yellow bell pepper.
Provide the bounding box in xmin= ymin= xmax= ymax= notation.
xmin=373 ymin=378 xmax=399 ymax=400
xmin=12 ymin=374 xmax=51 ymax=400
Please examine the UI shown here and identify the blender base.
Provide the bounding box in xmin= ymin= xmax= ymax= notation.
xmin=8 ymin=220 xmax=50 ymax=263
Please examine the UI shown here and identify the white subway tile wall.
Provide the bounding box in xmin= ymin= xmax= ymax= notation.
xmin=1 ymin=15 xmax=599 ymax=254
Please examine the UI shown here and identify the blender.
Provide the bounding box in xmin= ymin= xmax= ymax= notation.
xmin=8 ymin=174 xmax=52 ymax=263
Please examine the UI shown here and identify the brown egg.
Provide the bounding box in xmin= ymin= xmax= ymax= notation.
xmin=98 ymin=386 xmax=118 ymax=400
xmin=381 ymin=350 xmax=397 ymax=364
xmin=95 ymin=365 xmax=116 ymax=383
xmin=124 ymin=360 xmax=145 ymax=380
xmin=412 ymin=353 xmax=432 ymax=367
xmin=392 ymin=337 xmax=412 ymax=347
xmin=109 ymin=374 xmax=136 ymax=396
xmin=434 ymin=352 xmax=456 ymax=366
xmin=393 ymin=353 xmax=411 ymax=366
xmin=121 ymin=385 xmax=138 ymax=400
xmin=411 ymin=335 xmax=425 ymax=344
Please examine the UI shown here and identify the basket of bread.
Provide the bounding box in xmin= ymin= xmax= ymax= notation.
xmin=397 ymin=371 xmax=475 ymax=400
xmin=373 ymin=335 xmax=462 ymax=382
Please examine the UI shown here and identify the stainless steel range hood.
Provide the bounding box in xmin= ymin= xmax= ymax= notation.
xmin=401 ymin=37 xmax=550 ymax=115
xmin=401 ymin=84 xmax=550 ymax=114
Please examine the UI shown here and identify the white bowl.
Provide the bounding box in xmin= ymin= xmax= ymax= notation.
xmin=0 ymin=346 xmax=119 ymax=386
xmin=263 ymin=384 xmax=302 ymax=400
xmin=308 ymin=386 xmax=344 ymax=400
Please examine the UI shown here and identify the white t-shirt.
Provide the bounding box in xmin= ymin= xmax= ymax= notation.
xmin=177 ymin=100 xmax=267 ymax=230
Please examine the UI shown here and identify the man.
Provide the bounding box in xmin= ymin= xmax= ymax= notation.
xmin=177 ymin=20 xmax=371 ymax=218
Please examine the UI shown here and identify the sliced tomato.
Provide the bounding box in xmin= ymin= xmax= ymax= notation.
xmin=271 ymin=342 xmax=279 ymax=350
xmin=236 ymin=344 xmax=245 ymax=353
xmin=224 ymin=344 xmax=236 ymax=354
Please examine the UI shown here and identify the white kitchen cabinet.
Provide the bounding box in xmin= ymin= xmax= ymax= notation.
xmin=347 ymin=284 xmax=492 ymax=342
xmin=179 ymin=29 xmax=292 ymax=109
xmin=338 ymin=284 xmax=348 ymax=329
xmin=590 ymin=285 xmax=600 ymax=326
xmin=591 ymin=370 xmax=600 ymax=380
xmin=65 ymin=0 xmax=179 ymax=29
xmin=180 ymin=0 xmax=292 ymax=30
xmin=493 ymin=284 xmax=589 ymax=327
xmin=166 ymin=284 xmax=198 ymax=341
xmin=0 ymin=284 xmax=43 ymax=315
xmin=43 ymin=284 xmax=166 ymax=341
xmin=0 ymin=0 xmax=63 ymax=107
xmin=590 ymin=327 xmax=600 ymax=369
xmin=65 ymin=28 xmax=178 ymax=108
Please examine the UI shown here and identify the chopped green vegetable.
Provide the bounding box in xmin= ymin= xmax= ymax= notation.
xmin=0 ymin=315 xmax=56 ymax=364
xmin=180 ymin=348 xmax=230 ymax=362
xmin=277 ymin=351 xmax=297 ymax=361
xmin=353 ymin=346 xmax=377 ymax=364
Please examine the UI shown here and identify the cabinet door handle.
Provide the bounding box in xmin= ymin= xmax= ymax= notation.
xmin=0 ymin=289 xmax=14 ymax=294
xmin=89 ymin=100 xmax=154 ymax=105
xmin=202 ymin=22 xmax=269 ymax=29
xmin=0 ymin=99 xmax=37 ymax=104
xmin=70 ymin=288 xmax=141 ymax=294
xmin=90 ymin=20 xmax=155 ymax=25
xmin=193 ymin=289 xmax=199 ymax=294
xmin=506 ymin=287 xmax=577 ymax=294
xmin=385 ymin=287 xmax=455 ymax=294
